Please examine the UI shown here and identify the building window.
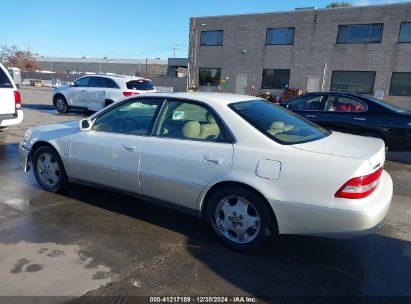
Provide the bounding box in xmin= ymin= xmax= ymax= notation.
xmin=199 ymin=68 xmax=221 ymax=86
xmin=265 ymin=28 xmax=295 ymax=45
xmin=330 ymin=71 xmax=375 ymax=94
xmin=200 ymin=31 xmax=223 ymax=46
xmin=399 ymin=22 xmax=411 ymax=43
xmin=390 ymin=72 xmax=411 ymax=96
xmin=261 ymin=69 xmax=290 ymax=89
xmin=336 ymin=24 xmax=383 ymax=44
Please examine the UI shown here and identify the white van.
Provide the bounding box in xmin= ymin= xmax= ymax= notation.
xmin=0 ymin=63 xmax=23 ymax=129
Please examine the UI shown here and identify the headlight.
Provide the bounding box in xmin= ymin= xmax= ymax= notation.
xmin=24 ymin=129 xmax=32 ymax=140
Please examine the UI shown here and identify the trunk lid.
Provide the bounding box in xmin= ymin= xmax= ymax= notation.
xmin=292 ymin=131 xmax=385 ymax=171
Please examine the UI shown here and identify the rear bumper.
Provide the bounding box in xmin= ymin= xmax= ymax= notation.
xmin=0 ymin=110 xmax=23 ymax=127
xmin=273 ymin=171 xmax=393 ymax=237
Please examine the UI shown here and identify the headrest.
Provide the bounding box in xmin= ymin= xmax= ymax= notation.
xmin=270 ymin=121 xmax=285 ymax=130
xmin=206 ymin=112 xmax=217 ymax=124
xmin=182 ymin=121 xmax=200 ymax=138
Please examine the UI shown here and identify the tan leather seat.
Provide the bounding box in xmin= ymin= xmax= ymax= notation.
xmin=199 ymin=112 xmax=220 ymax=140
xmin=182 ymin=121 xmax=201 ymax=139
xmin=268 ymin=121 xmax=294 ymax=135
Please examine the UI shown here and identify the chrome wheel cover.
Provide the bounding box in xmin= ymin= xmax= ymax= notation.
xmin=36 ymin=152 xmax=61 ymax=187
xmin=215 ymin=195 xmax=261 ymax=244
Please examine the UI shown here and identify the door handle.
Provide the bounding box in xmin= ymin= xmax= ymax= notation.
xmin=80 ymin=90 xmax=86 ymax=92
xmin=353 ymin=117 xmax=366 ymax=121
xmin=203 ymin=156 xmax=222 ymax=165
xmin=99 ymin=90 xmax=106 ymax=94
xmin=121 ymin=144 xmax=136 ymax=152
xmin=305 ymin=114 xmax=317 ymax=118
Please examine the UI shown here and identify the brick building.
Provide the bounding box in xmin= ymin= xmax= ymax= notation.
xmin=188 ymin=3 xmax=411 ymax=110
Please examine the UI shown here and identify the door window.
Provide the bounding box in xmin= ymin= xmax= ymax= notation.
xmin=153 ymin=100 xmax=230 ymax=142
xmin=89 ymin=77 xmax=108 ymax=88
xmin=92 ymin=99 xmax=162 ymax=135
xmin=287 ymin=95 xmax=325 ymax=111
xmin=324 ymin=96 xmax=367 ymax=112
xmin=74 ymin=77 xmax=91 ymax=87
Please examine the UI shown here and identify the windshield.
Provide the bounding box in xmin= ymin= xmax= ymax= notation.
xmin=366 ymin=96 xmax=407 ymax=113
xmin=126 ymin=80 xmax=154 ymax=91
xmin=230 ymin=100 xmax=330 ymax=145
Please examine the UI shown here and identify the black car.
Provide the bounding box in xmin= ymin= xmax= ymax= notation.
xmin=281 ymin=92 xmax=411 ymax=151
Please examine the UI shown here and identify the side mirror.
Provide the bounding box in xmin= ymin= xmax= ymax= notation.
xmin=79 ymin=119 xmax=92 ymax=131
xmin=70 ymin=83 xmax=78 ymax=87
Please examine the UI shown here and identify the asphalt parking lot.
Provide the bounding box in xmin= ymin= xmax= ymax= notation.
xmin=0 ymin=87 xmax=411 ymax=303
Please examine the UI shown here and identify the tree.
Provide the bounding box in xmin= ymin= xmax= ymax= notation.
xmin=0 ymin=45 xmax=40 ymax=71
xmin=326 ymin=2 xmax=352 ymax=8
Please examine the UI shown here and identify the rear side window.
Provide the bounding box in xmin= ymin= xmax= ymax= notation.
xmin=126 ymin=80 xmax=154 ymax=91
xmin=230 ymin=100 xmax=330 ymax=145
xmin=0 ymin=68 xmax=13 ymax=88
xmin=89 ymin=77 xmax=108 ymax=88
xmin=107 ymin=79 xmax=119 ymax=88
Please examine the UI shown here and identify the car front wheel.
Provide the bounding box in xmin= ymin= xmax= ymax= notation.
xmin=32 ymin=146 xmax=68 ymax=193
xmin=206 ymin=186 xmax=272 ymax=252
xmin=54 ymin=95 xmax=69 ymax=113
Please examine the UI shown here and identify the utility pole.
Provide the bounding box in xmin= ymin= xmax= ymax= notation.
xmin=172 ymin=44 xmax=177 ymax=58
xmin=145 ymin=58 xmax=148 ymax=75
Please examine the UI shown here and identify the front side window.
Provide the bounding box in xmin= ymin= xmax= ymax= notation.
xmin=261 ymin=69 xmax=290 ymax=90
xmin=230 ymin=100 xmax=330 ymax=145
xmin=287 ymin=95 xmax=326 ymax=111
xmin=337 ymin=24 xmax=383 ymax=44
xmin=153 ymin=100 xmax=229 ymax=142
xmin=389 ymin=72 xmax=411 ymax=97
xmin=330 ymin=71 xmax=375 ymax=94
xmin=74 ymin=77 xmax=91 ymax=87
xmin=92 ymin=99 xmax=161 ymax=135
xmin=200 ymin=30 xmax=223 ymax=46
xmin=89 ymin=77 xmax=108 ymax=88
xmin=265 ymin=27 xmax=295 ymax=45
xmin=324 ymin=96 xmax=367 ymax=112
xmin=199 ymin=68 xmax=221 ymax=86
xmin=0 ymin=68 xmax=13 ymax=88
xmin=399 ymin=22 xmax=411 ymax=43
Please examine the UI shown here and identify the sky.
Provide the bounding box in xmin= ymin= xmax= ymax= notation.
xmin=0 ymin=0 xmax=409 ymax=59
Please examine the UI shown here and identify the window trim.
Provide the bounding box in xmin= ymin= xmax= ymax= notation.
xmin=265 ymin=27 xmax=295 ymax=45
xmin=336 ymin=23 xmax=384 ymax=44
xmin=200 ymin=30 xmax=224 ymax=46
xmin=151 ymin=97 xmax=236 ymax=144
xmin=389 ymin=72 xmax=411 ymax=97
xmin=330 ymin=70 xmax=376 ymax=95
xmin=261 ymin=69 xmax=291 ymax=90
xmin=398 ymin=22 xmax=411 ymax=43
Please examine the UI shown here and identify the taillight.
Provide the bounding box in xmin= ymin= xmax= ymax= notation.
xmin=14 ymin=91 xmax=21 ymax=110
xmin=335 ymin=167 xmax=383 ymax=199
xmin=123 ymin=91 xmax=139 ymax=97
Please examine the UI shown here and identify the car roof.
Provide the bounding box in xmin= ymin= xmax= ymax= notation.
xmin=138 ymin=92 xmax=261 ymax=107
xmin=79 ymin=74 xmax=150 ymax=81
xmin=303 ymin=91 xmax=369 ymax=98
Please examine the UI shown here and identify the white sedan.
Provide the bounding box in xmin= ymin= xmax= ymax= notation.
xmin=19 ymin=93 xmax=393 ymax=251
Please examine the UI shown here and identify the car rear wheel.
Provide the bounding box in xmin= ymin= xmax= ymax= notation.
xmin=206 ymin=186 xmax=272 ymax=252
xmin=32 ymin=146 xmax=68 ymax=193
xmin=54 ymin=95 xmax=69 ymax=113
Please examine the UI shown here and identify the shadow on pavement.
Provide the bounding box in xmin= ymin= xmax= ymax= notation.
xmin=22 ymin=104 xmax=90 ymax=116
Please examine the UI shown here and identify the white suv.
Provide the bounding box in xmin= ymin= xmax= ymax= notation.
xmin=52 ymin=74 xmax=156 ymax=113
xmin=0 ymin=63 xmax=23 ymax=129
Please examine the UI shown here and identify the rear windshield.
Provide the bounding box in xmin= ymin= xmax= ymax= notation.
xmin=0 ymin=68 xmax=13 ymax=88
xmin=126 ymin=80 xmax=154 ymax=91
xmin=230 ymin=100 xmax=330 ymax=145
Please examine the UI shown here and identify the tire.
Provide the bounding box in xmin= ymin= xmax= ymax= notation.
xmin=54 ymin=95 xmax=69 ymax=113
xmin=32 ymin=146 xmax=68 ymax=193
xmin=0 ymin=126 xmax=8 ymax=132
xmin=206 ymin=186 xmax=273 ymax=252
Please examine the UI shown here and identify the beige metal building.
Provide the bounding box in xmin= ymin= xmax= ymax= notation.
xmin=188 ymin=3 xmax=411 ymax=110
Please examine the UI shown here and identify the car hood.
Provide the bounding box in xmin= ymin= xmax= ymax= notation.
xmin=292 ymin=131 xmax=385 ymax=170
xmin=32 ymin=120 xmax=79 ymax=132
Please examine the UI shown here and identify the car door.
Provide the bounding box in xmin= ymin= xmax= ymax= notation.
xmin=139 ymin=99 xmax=234 ymax=210
xmin=69 ymin=98 xmax=163 ymax=193
xmin=87 ymin=76 xmax=109 ymax=111
xmin=285 ymin=94 xmax=327 ymax=123
xmin=69 ymin=76 xmax=91 ymax=108
xmin=314 ymin=94 xmax=368 ymax=134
